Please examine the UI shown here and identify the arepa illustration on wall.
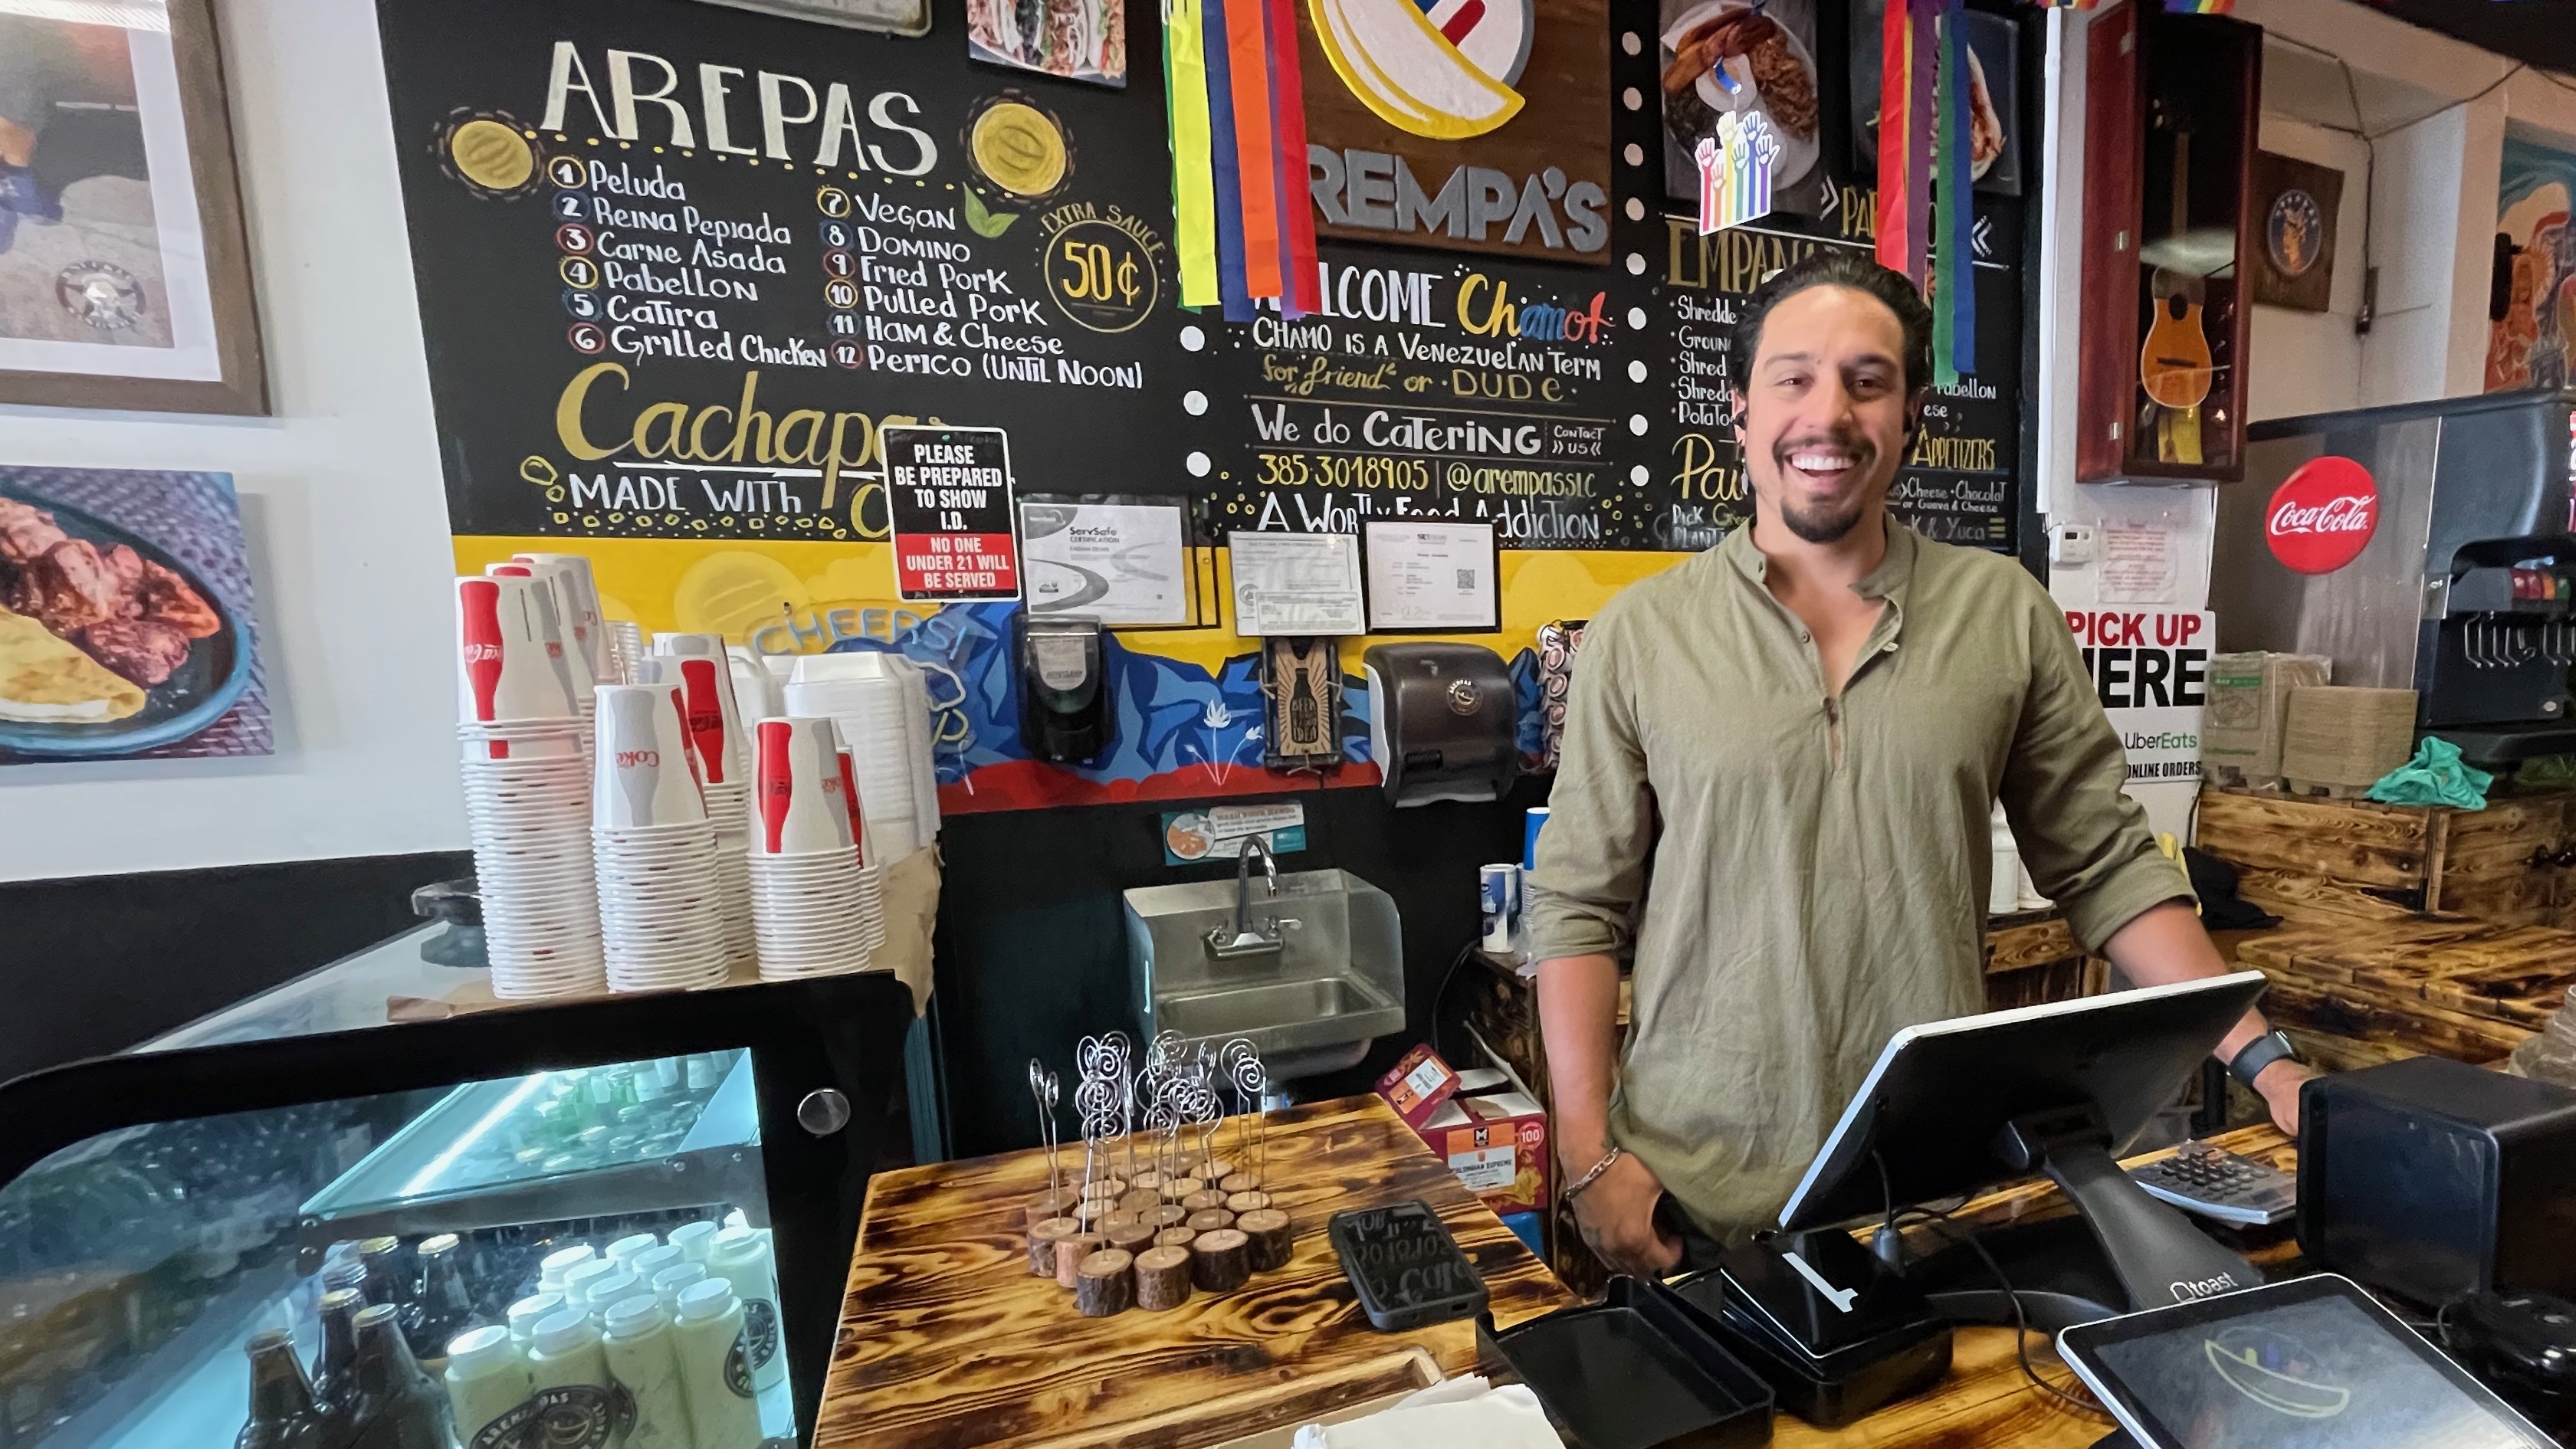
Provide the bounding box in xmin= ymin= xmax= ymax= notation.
xmin=1298 ymin=0 xmax=1610 ymax=260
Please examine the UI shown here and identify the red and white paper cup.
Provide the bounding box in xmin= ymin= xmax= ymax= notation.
xmin=752 ymin=716 xmax=855 ymax=857
xmin=456 ymin=575 xmax=578 ymax=726
xmin=592 ymin=685 xmax=709 ymax=830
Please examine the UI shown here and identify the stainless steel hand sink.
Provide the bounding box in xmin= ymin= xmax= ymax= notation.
xmin=1124 ymin=863 xmax=1405 ymax=1079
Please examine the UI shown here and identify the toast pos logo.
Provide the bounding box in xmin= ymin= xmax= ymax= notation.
xmin=2264 ymin=456 xmax=2379 ymax=575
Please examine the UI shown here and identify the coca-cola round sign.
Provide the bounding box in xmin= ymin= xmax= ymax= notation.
xmin=2265 ymin=456 xmax=2380 ymax=575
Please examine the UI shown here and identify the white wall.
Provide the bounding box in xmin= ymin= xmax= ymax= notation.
xmin=2247 ymin=114 xmax=2371 ymax=422
xmin=0 ymin=0 xmax=464 ymax=880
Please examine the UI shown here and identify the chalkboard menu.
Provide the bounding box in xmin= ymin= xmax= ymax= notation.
xmin=378 ymin=0 xmax=1191 ymax=543
xmin=381 ymin=0 xmax=2028 ymax=559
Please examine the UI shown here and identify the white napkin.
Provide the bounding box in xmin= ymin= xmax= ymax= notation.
xmin=1289 ymin=1382 xmax=1564 ymax=1449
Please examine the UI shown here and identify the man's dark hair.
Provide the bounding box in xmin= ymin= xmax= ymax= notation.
xmin=1728 ymin=249 xmax=1934 ymax=400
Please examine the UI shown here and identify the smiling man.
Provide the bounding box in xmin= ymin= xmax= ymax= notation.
xmin=1523 ymin=251 xmax=2311 ymax=1277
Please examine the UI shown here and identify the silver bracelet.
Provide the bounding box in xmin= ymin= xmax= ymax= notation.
xmin=1563 ymin=1146 xmax=1624 ymax=1202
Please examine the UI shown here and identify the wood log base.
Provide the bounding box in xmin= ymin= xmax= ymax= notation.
xmin=1186 ymin=1208 xmax=1235 ymax=1234
xmin=1180 ymin=1190 xmax=1228 ymax=1214
xmin=1023 ymin=1188 xmax=1080 ymax=1225
xmin=1075 ymin=1249 xmax=1134 ymax=1317
xmin=1190 ymin=1228 xmax=1250 ymax=1293
xmin=1134 ymin=1244 xmax=1193 ymax=1311
xmin=1200 ymin=1158 xmax=1236 ymax=1183
xmin=1104 ymin=1221 xmax=1157 ymax=1254
xmin=1053 ymin=1232 xmax=1104 ymax=1290
xmin=1130 ymin=1169 xmax=1166 ymax=1195
xmin=1219 ymin=1172 xmax=1262 ymax=1195
xmin=1160 ymin=1177 xmax=1206 ymax=1204
xmin=1146 ymin=1205 xmax=1189 ymax=1229
xmin=1117 ymin=1188 xmax=1163 ymax=1215
xmin=1080 ymin=1178 xmax=1127 ymax=1203
xmin=1153 ymin=1226 xmax=1197 ymax=1251
xmin=1224 ymin=1190 xmax=1271 ymax=1215
xmin=1236 ymin=1209 xmax=1292 ymax=1272
xmin=1026 ymin=1217 xmax=1080 ymax=1277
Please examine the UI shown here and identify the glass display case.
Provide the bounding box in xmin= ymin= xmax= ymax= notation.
xmin=0 ymin=926 xmax=912 ymax=1449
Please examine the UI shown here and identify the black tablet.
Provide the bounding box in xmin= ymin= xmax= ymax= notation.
xmin=2058 ymin=1275 xmax=2556 ymax=1449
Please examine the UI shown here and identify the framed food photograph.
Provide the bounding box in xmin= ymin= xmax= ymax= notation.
xmin=2249 ymin=151 xmax=2341 ymax=313
xmin=1662 ymin=0 xmax=1827 ymax=215
xmin=0 ymin=0 xmax=266 ymax=414
xmin=0 ymin=465 xmax=269 ymax=762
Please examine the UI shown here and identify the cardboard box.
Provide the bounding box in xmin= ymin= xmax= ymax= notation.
xmin=1373 ymin=1043 xmax=1462 ymax=1130
xmin=2204 ymin=651 xmax=2332 ymax=783
xmin=1417 ymin=1091 xmax=1551 ymax=1213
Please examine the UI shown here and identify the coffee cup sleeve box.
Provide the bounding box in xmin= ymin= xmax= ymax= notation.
xmin=1416 ymin=1092 xmax=1551 ymax=1212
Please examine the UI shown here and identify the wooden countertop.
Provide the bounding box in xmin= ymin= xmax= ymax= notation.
xmin=817 ymin=1093 xmax=1573 ymax=1449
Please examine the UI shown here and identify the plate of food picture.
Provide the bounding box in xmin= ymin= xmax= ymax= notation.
xmin=1662 ymin=0 xmax=1823 ymax=192
xmin=0 ymin=489 xmax=250 ymax=757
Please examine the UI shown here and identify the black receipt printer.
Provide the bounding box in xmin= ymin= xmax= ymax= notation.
xmin=1669 ymin=1229 xmax=1953 ymax=1428
xmin=2298 ymin=1056 xmax=2576 ymax=1308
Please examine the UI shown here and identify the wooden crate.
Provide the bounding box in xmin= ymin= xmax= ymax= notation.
xmin=2230 ymin=915 xmax=2567 ymax=1067
xmin=2197 ymin=785 xmax=2576 ymax=928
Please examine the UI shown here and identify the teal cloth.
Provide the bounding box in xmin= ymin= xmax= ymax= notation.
xmin=2364 ymin=737 xmax=2493 ymax=808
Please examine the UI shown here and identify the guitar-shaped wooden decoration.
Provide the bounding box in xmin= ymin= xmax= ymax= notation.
xmin=2139 ymin=107 xmax=2213 ymax=464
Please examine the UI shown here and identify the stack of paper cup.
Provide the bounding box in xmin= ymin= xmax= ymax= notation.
xmin=516 ymin=552 xmax=611 ymax=687
xmin=782 ymin=653 xmax=922 ymax=861
xmin=592 ymin=685 xmax=727 ymax=992
xmin=656 ymin=634 xmax=755 ymax=966
xmin=488 ymin=562 xmax=596 ymax=764
xmin=747 ymin=716 xmax=878 ymax=979
xmin=881 ymin=654 xmax=942 ymax=844
xmin=727 ymin=644 xmax=780 ymax=721
xmin=836 ymin=743 xmax=890 ymax=952
xmin=456 ymin=575 xmax=603 ymax=998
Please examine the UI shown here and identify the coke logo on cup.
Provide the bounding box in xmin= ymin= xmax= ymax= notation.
xmin=2264 ymin=457 xmax=2380 ymax=575
xmin=458 ymin=579 xmax=504 ymax=722
xmin=616 ymin=749 xmax=659 ymax=769
xmin=462 ymin=644 xmax=503 ymax=662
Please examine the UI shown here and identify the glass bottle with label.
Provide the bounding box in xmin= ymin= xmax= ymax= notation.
xmin=357 ymin=1238 xmax=416 ymax=1314
xmin=410 ymin=1234 xmax=487 ymax=1362
xmin=353 ymin=1302 xmax=453 ymax=1449
xmin=444 ymin=1325 xmax=531 ymax=1449
xmin=602 ymin=1296 xmax=691 ymax=1449
xmin=527 ymin=1309 xmax=625 ymax=1449
xmin=707 ymin=1227 xmax=785 ymax=1392
xmin=238 ymin=1329 xmax=328 ymax=1449
xmin=673 ymin=1279 xmax=764 ymax=1449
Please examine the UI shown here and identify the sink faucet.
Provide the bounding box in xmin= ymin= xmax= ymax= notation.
xmin=1205 ymin=837 xmax=1285 ymax=962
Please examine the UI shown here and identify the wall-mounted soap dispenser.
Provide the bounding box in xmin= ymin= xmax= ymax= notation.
xmin=1015 ymin=613 xmax=1111 ymax=763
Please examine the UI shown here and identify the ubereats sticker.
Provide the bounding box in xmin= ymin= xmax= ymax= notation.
xmin=2067 ymin=609 xmax=2213 ymax=785
xmin=884 ymin=425 xmax=1021 ymax=602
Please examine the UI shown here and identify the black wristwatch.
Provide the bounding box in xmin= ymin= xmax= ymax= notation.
xmin=2228 ymin=1029 xmax=2300 ymax=1090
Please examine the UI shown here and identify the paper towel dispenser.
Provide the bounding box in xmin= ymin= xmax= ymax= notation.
xmin=1363 ymin=643 xmax=1518 ymax=807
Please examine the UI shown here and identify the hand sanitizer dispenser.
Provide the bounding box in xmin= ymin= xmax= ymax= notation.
xmin=1362 ymin=643 xmax=1518 ymax=806
xmin=1015 ymin=613 xmax=1111 ymax=763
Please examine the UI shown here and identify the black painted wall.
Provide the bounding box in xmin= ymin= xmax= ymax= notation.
xmin=0 ymin=851 xmax=472 ymax=1083
xmin=931 ymin=777 xmax=1552 ymax=1158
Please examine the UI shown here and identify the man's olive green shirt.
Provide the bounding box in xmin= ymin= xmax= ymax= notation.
xmin=1524 ymin=519 xmax=2188 ymax=1241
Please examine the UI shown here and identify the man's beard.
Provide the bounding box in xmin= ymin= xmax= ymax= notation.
xmin=1771 ymin=431 xmax=1878 ymax=544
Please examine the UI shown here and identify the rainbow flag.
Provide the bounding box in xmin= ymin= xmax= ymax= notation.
xmin=2164 ymin=0 xmax=2233 ymax=12
xmin=1163 ymin=0 xmax=1321 ymax=315
xmin=1932 ymin=0 xmax=1973 ymax=384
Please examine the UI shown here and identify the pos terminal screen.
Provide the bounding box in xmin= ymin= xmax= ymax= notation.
xmin=2085 ymin=1293 xmax=2538 ymax=1449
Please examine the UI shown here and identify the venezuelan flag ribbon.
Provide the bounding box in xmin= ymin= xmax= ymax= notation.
xmin=1200 ymin=0 xmax=1253 ymax=318
xmin=1875 ymin=0 xmax=1935 ymax=287
xmin=1264 ymin=0 xmax=1320 ymax=314
xmin=1164 ymin=0 xmax=1221 ymax=308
